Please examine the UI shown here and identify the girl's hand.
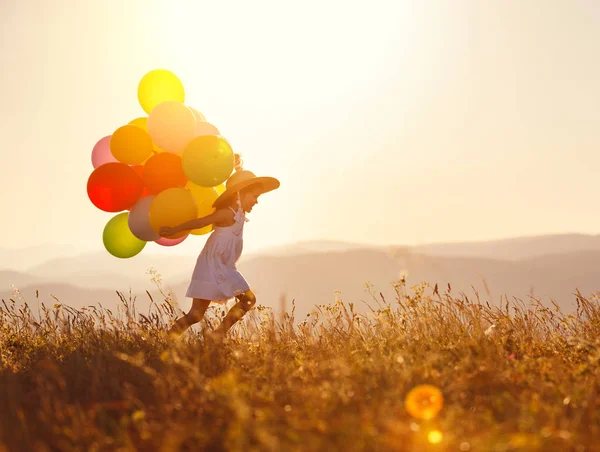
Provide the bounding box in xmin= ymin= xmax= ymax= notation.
xmin=159 ymin=226 xmax=178 ymax=237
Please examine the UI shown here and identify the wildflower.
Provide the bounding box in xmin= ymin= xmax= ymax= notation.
xmin=484 ymin=324 xmax=496 ymax=337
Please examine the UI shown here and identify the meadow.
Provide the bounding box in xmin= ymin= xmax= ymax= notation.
xmin=1 ymin=272 xmax=598 ymax=451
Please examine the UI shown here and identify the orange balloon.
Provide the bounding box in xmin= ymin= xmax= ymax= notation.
xmin=186 ymin=182 xmax=219 ymax=235
xmin=110 ymin=125 xmax=153 ymax=165
xmin=149 ymin=188 xmax=198 ymax=239
xmin=129 ymin=117 xmax=164 ymax=153
xmin=143 ymin=153 xmax=188 ymax=195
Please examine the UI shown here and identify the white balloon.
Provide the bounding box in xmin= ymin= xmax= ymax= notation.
xmin=128 ymin=195 xmax=160 ymax=241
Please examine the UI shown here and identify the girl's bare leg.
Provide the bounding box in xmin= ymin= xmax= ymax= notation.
xmin=211 ymin=290 xmax=256 ymax=339
xmin=169 ymin=298 xmax=211 ymax=336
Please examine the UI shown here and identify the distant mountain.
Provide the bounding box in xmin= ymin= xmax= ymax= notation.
xmin=255 ymin=240 xmax=379 ymax=256
xmin=2 ymin=234 xmax=599 ymax=322
xmin=254 ymin=234 xmax=600 ymax=261
xmin=0 ymin=244 xmax=84 ymax=271
xmin=5 ymin=247 xmax=596 ymax=324
xmin=224 ymin=248 xmax=598 ymax=317
xmin=26 ymin=252 xmax=198 ymax=287
xmin=0 ymin=270 xmax=45 ymax=292
xmin=411 ymin=233 xmax=600 ymax=261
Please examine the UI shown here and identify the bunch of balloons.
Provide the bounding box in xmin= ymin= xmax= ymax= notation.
xmin=87 ymin=69 xmax=235 ymax=258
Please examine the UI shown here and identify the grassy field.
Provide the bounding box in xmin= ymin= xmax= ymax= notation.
xmin=1 ymin=276 xmax=599 ymax=451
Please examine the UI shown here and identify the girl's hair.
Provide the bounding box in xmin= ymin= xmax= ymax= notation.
xmin=226 ymin=154 xmax=261 ymax=208
xmin=234 ymin=153 xmax=243 ymax=172
xmin=228 ymin=154 xmax=245 ymax=206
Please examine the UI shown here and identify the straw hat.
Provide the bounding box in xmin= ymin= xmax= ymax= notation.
xmin=212 ymin=169 xmax=280 ymax=208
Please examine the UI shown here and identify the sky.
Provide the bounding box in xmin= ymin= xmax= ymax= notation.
xmin=1 ymin=0 xmax=599 ymax=257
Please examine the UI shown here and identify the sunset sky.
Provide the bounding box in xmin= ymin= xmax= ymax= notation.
xmin=1 ymin=0 xmax=599 ymax=257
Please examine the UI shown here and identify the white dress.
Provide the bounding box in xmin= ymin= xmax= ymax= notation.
xmin=185 ymin=201 xmax=250 ymax=303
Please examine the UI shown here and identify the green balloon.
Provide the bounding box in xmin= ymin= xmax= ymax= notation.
xmin=103 ymin=212 xmax=146 ymax=259
xmin=182 ymin=135 xmax=234 ymax=187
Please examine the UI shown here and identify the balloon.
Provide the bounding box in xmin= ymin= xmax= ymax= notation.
xmin=130 ymin=165 xmax=150 ymax=198
xmin=149 ymin=188 xmax=197 ymax=239
xmin=129 ymin=117 xmax=148 ymax=130
xmin=110 ymin=125 xmax=153 ymax=165
xmin=128 ymin=195 xmax=160 ymax=241
xmin=91 ymin=136 xmax=118 ymax=168
xmin=129 ymin=117 xmax=164 ymax=153
xmin=186 ymin=182 xmax=219 ymax=235
xmin=143 ymin=152 xmax=188 ymax=195
xmin=194 ymin=121 xmax=220 ymax=137
xmin=215 ymin=183 xmax=226 ymax=195
xmin=87 ymin=162 xmax=144 ymax=212
xmin=103 ymin=212 xmax=147 ymax=259
xmin=138 ymin=69 xmax=185 ymax=115
xmin=190 ymin=224 xmax=212 ymax=236
xmin=189 ymin=107 xmax=206 ymax=122
xmin=147 ymin=101 xmax=196 ymax=154
xmin=156 ymin=234 xmax=188 ymax=246
xmin=182 ymin=135 xmax=234 ymax=187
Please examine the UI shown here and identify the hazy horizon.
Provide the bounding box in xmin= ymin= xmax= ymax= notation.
xmin=2 ymin=0 xmax=599 ymax=258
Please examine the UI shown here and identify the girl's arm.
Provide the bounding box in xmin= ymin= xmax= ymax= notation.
xmin=159 ymin=208 xmax=233 ymax=237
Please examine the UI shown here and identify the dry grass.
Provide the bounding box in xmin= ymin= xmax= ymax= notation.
xmin=1 ymin=275 xmax=599 ymax=451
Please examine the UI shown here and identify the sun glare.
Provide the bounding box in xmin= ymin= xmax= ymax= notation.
xmin=151 ymin=0 xmax=424 ymax=109
xmin=146 ymin=0 xmax=428 ymax=212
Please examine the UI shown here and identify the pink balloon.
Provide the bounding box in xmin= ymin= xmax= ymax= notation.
xmin=155 ymin=234 xmax=188 ymax=246
xmin=194 ymin=121 xmax=220 ymax=138
xmin=91 ymin=136 xmax=118 ymax=168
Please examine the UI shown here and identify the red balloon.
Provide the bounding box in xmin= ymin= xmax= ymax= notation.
xmin=143 ymin=152 xmax=188 ymax=195
xmin=131 ymin=165 xmax=150 ymax=198
xmin=87 ymin=162 xmax=144 ymax=212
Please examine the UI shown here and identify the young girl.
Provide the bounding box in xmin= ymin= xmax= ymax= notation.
xmin=158 ymin=155 xmax=279 ymax=342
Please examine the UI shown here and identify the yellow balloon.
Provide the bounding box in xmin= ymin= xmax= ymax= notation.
xmin=149 ymin=187 xmax=197 ymax=239
xmin=129 ymin=117 xmax=147 ymax=130
xmin=147 ymin=101 xmax=197 ymax=155
xmin=182 ymin=135 xmax=234 ymax=186
xmin=186 ymin=182 xmax=219 ymax=235
xmin=138 ymin=69 xmax=185 ymax=115
xmin=215 ymin=183 xmax=226 ymax=195
xmin=110 ymin=125 xmax=153 ymax=165
xmin=192 ymin=224 xmax=213 ymax=236
xmin=129 ymin=117 xmax=165 ymax=153
xmin=103 ymin=212 xmax=146 ymax=259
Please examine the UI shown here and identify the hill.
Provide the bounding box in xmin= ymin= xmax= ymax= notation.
xmin=3 ymin=247 xmax=598 ymax=319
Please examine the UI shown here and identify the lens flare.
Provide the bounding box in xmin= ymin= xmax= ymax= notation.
xmin=404 ymin=385 xmax=444 ymax=420
xmin=428 ymin=430 xmax=443 ymax=444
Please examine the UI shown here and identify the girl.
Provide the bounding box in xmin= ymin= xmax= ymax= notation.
xmin=159 ymin=155 xmax=280 ymax=342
